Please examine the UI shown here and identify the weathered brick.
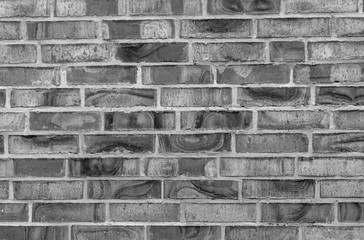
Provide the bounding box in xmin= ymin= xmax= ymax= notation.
xmin=0 ymin=227 xmax=26 ymax=240
xmin=243 ymin=180 xmax=314 ymax=199
xmin=185 ymin=203 xmax=256 ymax=222
xmin=110 ymin=203 xmax=179 ymax=222
xmin=33 ymin=203 xmax=105 ymax=222
xmin=221 ymin=157 xmax=294 ymax=177
xmin=181 ymin=19 xmax=251 ymax=38
xmin=11 ymin=89 xmax=80 ymax=107
xmin=88 ymin=180 xmax=161 ymax=199
xmin=28 ymin=227 xmax=69 ymax=240
xmin=68 ymin=66 xmax=137 ymax=85
xmin=0 ymin=136 xmax=5 ymax=154
xmin=0 ymin=203 xmax=27 ymax=222
xmin=321 ymin=180 xmax=364 ymax=198
xmin=309 ymin=42 xmax=364 ymax=61
xmin=226 ymin=227 xmax=298 ymax=240
xmin=286 ymin=0 xmax=358 ymax=13
xmin=236 ymin=134 xmax=309 ymax=153
xmin=0 ymin=113 xmax=25 ymax=131
xmin=42 ymin=44 xmax=113 ymax=63
xmin=238 ymin=87 xmax=310 ymax=106
xmin=116 ymin=43 xmax=188 ymax=62
xmin=28 ymin=21 xmax=97 ymax=40
xmin=207 ymin=0 xmax=281 ymax=14
xmin=270 ymin=41 xmax=305 ymax=62
xmin=9 ymin=135 xmax=79 ymax=154
xmin=14 ymin=181 xmax=83 ymax=200
xmin=0 ymin=0 xmax=50 ymax=17
xmin=159 ymin=133 xmax=231 ymax=153
xmin=69 ymin=158 xmax=139 ymax=177
xmin=105 ymin=111 xmax=174 ymax=130
xmin=30 ymin=112 xmax=101 ymax=131
xmin=334 ymin=18 xmax=364 ymax=37
xmin=0 ymin=67 xmax=60 ymax=86
xmin=13 ymin=159 xmax=65 ymax=177
xmin=0 ymin=22 xmax=19 ymax=39
xmin=0 ymin=181 xmax=8 ymax=199
xmin=0 ymin=160 xmax=13 ymax=177
xmin=339 ymin=203 xmax=364 ymax=222
xmin=294 ymin=64 xmax=364 ymax=83
xmin=104 ymin=20 xmax=174 ymax=39
xmin=193 ymin=43 xmax=265 ymax=62
xmin=334 ymin=111 xmax=364 ymax=129
xmin=145 ymin=158 xmax=217 ymax=177
xmin=56 ymin=0 xmax=118 ymax=16
xmin=73 ymin=226 xmax=144 ymax=240
xmin=217 ymin=65 xmax=290 ymax=85
xmin=85 ymin=88 xmax=156 ymax=107
xmin=298 ymin=157 xmax=364 ymax=177
xmin=129 ymin=0 xmax=202 ymax=15
xmin=258 ymin=18 xmax=330 ymax=37
xmin=164 ymin=180 xmax=238 ymax=199
xmin=181 ymin=111 xmax=252 ymax=130
xmin=161 ymin=88 xmax=231 ymax=107
xmin=313 ymin=133 xmax=364 ymax=153
xmin=258 ymin=111 xmax=330 ymax=129
xmin=0 ymin=45 xmax=36 ymax=64
xmin=261 ymin=203 xmax=333 ymax=223
xmin=84 ymin=134 xmax=154 ymax=154
xmin=149 ymin=226 xmax=220 ymax=240
xmin=142 ymin=65 xmax=212 ymax=85
xmin=317 ymin=87 xmax=364 ymax=106
xmin=304 ymin=227 xmax=364 ymax=240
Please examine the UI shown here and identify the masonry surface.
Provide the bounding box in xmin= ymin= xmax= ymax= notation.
xmin=1 ymin=0 xmax=364 ymax=239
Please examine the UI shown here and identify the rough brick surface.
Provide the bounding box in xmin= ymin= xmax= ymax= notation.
xmin=1 ymin=0 xmax=363 ymax=237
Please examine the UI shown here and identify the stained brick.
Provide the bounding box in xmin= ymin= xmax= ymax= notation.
xmin=142 ymin=65 xmax=212 ymax=85
xmin=226 ymin=227 xmax=298 ymax=240
xmin=0 ymin=204 xmax=28 ymax=222
xmin=11 ymin=89 xmax=80 ymax=108
xmin=217 ymin=65 xmax=290 ymax=85
xmin=73 ymin=226 xmax=144 ymax=240
xmin=30 ymin=112 xmax=101 ymax=131
xmin=149 ymin=226 xmax=220 ymax=240
xmin=207 ymin=0 xmax=281 ymax=14
xmin=9 ymin=135 xmax=79 ymax=154
xmin=238 ymin=87 xmax=310 ymax=106
xmin=270 ymin=41 xmax=305 ymax=62
xmin=104 ymin=20 xmax=174 ymax=39
xmin=28 ymin=21 xmax=97 ymax=40
xmin=339 ymin=203 xmax=364 ymax=222
xmin=181 ymin=19 xmax=252 ymax=38
xmin=33 ymin=203 xmax=105 ymax=222
xmin=309 ymin=42 xmax=364 ymax=61
xmin=313 ymin=133 xmax=364 ymax=153
xmin=261 ymin=203 xmax=334 ymax=223
xmin=0 ymin=113 xmax=25 ymax=131
xmin=56 ymin=0 xmax=118 ymax=16
xmin=85 ymin=88 xmax=156 ymax=107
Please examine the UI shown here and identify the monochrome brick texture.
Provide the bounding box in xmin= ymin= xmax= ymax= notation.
xmin=0 ymin=0 xmax=364 ymax=239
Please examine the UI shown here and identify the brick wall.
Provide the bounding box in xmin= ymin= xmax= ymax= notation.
xmin=0 ymin=0 xmax=364 ymax=239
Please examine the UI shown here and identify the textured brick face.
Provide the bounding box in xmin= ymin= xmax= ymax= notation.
xmin=1 ymin=0 xmax=363 ymax=238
